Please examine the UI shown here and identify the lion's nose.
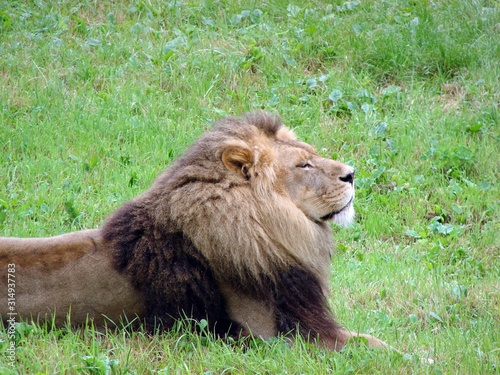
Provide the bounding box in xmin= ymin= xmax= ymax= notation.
xmin=339 ymin=171 xmax=355 ymax=184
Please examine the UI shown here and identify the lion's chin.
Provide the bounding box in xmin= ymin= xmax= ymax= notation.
xmin=321 ymin=201 xmax=355 ymax=227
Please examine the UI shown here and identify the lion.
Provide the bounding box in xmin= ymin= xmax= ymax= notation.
xmin=0 ymin=111 xmax=389 ymax=351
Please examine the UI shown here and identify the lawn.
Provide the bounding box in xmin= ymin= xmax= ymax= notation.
xmin=0 ymin=0 xmax=499 ymax=373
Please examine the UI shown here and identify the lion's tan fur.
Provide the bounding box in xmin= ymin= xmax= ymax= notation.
xmin=0 ymin=230 xmax=144 ymax=326
xmin=0 ymin=111 xmax=390 ymax=351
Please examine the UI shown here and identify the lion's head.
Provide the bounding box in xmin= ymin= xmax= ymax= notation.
xmin=208 ymin=112 xmax=356 ymax=228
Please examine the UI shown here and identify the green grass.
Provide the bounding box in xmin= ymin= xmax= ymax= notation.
xmin=0 ymin=0 xmax=498 ymax=373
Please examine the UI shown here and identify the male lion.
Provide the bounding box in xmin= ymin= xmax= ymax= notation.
xmin=0 ymin=111 xmax=389 ymax=351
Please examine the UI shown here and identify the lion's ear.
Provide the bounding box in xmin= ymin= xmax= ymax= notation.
xmin=221 ymin=142 xmax=254 ymax=179
xmin=221 ymin=139 xmax=276 ymax=182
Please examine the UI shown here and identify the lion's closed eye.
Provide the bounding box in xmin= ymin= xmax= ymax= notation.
xmin=298 ymin=162 xmax=313 ymax=169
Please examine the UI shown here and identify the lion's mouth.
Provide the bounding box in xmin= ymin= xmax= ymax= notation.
xmin=320 ymin=197 xmax=353 ymax=221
